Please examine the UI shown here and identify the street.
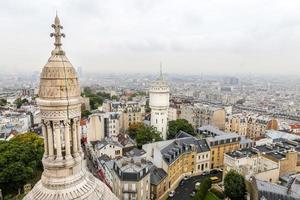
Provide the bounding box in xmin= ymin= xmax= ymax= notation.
xmin=169 ymin=171 xmax=223 ymax=200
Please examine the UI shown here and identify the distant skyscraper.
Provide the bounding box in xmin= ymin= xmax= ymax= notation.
xmin=24 ymin=15 xmax=117 ymax=200
xmin=149 ymin=65 xmax=170 ymax=140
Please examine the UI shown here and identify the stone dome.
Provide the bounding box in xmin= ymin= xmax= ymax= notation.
xmin=24 ymin=168 xmax=116 ymax=200
xmin=38 ymin=53 xmax=81 ymax=100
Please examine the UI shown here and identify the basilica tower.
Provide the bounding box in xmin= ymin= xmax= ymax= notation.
xmin=149 ymin=65 xmax=170 ymax=140
xmin=24 ymin=15 xmax=117 ymax=200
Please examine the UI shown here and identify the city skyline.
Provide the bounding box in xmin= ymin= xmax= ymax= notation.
xmin=1 ymin=0 xmax=300 ymax=75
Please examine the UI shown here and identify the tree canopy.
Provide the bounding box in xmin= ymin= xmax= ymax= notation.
xmin=0 ymin=98 xmax=7 ymax=106
xmin=127 ymin=123 xmax=143 ymax=139
xmin=224 ymin=170 xmax=247 ymax=200
xmin=168 ymin=119 xmax=194 ymax=139
xmin=132 ymin=124 xmax=162 ymax=148
xmin=81 ymin=110 xmax=91 ymax=118
xmin=14 ymin=98 xmax=29 ymax=108
xmin=0 ymin=133 xmax=44 ymax=197
xmin=193 ymin=177 xmax=212 ymax=200
xmin=81 ymin=87 xmax=111 ymax=110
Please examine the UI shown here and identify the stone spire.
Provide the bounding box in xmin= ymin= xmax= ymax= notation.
xmin=50 ymin=13 xmax=65 ymax=55
xmin=24 ymin=15 xmax=117 ymax=200
xmin=159 ymin=62 xmax=163 ymax=80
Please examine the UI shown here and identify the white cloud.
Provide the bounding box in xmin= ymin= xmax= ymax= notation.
xmin=0 ymin=0 xmax=300 ymax=75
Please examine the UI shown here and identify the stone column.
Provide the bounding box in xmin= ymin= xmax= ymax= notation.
xmin=46 ymin=121 xmax=54 ymax=159
xmin=72 ymin=119 xmax=79 ymax=157
xmin=54 ymin=121 xmax=63 ymax=161
xmin=64 ymin=120 xmax=72 ymax=160
xmin=77 ymin=118 xmax=82 ymax=153
xmin=42 ymin=121 xmax=48 ymax=158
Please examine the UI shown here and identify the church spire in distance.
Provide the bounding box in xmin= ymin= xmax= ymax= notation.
xmin=50 ymin=12 xmax=65 ymax=55
xmin=159 ymin=61 xmax=163 ymax=80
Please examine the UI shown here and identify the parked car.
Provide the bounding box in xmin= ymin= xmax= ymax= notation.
xmin=210 ymin=176 xmax=220 ymax=183
xmin=169 ymin=190 xmax=175 ymax=197
xmin=195 ymin=182 xmax=201 ymax=190
xmin=190 ymin=191 xmax=196 ymax=197
xmin=210 ymin=169 xmax=219 ymax=175
xmin=179 ymin=180 xmax=185 ymax=186
xmin=184 ymin=175 xmax=191 ymax=180
xmin=210 ymin=168 xmax=223 ymax=175
xmin=202 ymin=170 xmax=210 ymax=176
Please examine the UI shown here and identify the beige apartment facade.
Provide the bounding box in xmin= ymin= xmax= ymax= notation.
xmin=112 ymin=157 xmax=151 ymax=200
xmin=180 ymin=103 xmax=226 ymax=130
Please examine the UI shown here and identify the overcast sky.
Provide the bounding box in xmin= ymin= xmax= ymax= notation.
xmin=1 ymin=0 xmax=300 ymax=75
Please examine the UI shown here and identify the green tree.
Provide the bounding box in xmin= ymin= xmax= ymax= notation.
xmin=145 ymin=99 xmax=151 ymax=113
xmin=0 ymin=133 xmax=44 ymax=197
xmin=111 ymin=95 xmax=118 ymax=100
xmin=193 ymin=177 xmax=212 ymax=200
xmin=168 ymin=119 xmax=195 ymax=139
xmin=81 ymin=87 xmax=111 ymax=110
xmin=0 ymin=99 xmax=7 ymax=106
xmin=81 ymin=110 xmax=91 ymax=118
xmin=135 ymin=124 xmax=162 ymax=148
xmin=14 ymin=98 xmax=29 ymax=108
xmin=127 ymin=123 xmax=143 ymax=139
xmin=224 ymin=170 xmax=247 ymax=200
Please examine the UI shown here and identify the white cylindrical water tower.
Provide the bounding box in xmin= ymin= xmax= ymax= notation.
xmin=149 ymin=67 xmax=170 ymax=140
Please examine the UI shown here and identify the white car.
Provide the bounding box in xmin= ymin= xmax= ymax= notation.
xmin=184 ymin=175 xmax=191 ymax=180
xmin=168 ymin=190 xmax=175 ymax=197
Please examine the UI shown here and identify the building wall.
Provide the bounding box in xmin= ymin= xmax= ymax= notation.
xmin=195 ymin=151 xmax=210 ymax=174
xmin=150 ymin=109 xmax=168 ymax=139
xmin=87 ymin=114 xmax=105 ymax=142
xmin=255 ymin=168 xmax=280 ymax=183
xmin=225 ymin=115 xmax=278 ymax=139
xmin=168 ymin=107 xmax=178 ymax=122
xmin=113 ymin=173 xmax=151 ymax=200
xmin=224 ymin=154 xmax=280 ymax=183
xmin=180 ymin=105 xmax=197 ymax=128
xmin=278 ymin=151 xmax=298 ymax=176
xmin=121 ymin=111 xmax=143 ymax=132
xmin=210 ymin=143 xmax=240 ymax=169
xmin=95 ymin=145 xmax=122 ymax=159
xmin=212 ymin=109 xmax=226 ymax=130
xmin=149 ymin=85 xmax=169 ymax=140
xmin=151 ymin=178 xmax=168 ymax=200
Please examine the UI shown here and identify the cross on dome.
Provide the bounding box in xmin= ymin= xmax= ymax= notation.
xmin=50 ymin=13 xmax=65 ymax=55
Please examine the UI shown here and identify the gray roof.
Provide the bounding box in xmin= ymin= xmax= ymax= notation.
xmin=160 ymin=136 xmax=210 ymax=165
xmin=113 ymin=157 xmax=151 ymax=182
xmin=197 ymin=125 xmax=241 ymax=146
xmin=125 ymin=147 xmax=146 ymax=157
xmin=253 ymin=178 xmax=300 ymax=200
xmin=226 ymin=148 xmax=258 ymax=159
xmin=150 ymin=165 xmax=167 ymax=185
xmin=94 ymin=138 xmax=123 ymax=150
xmin=175 ymin=130 xmax=194 ymax=138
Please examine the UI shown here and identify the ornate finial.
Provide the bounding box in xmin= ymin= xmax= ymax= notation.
xmin=50 ymin=13 xmax=65 ymax=55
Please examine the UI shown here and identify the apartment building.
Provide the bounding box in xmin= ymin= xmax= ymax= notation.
xmin=255 ymin=140 xmax=300 ymax=176
xmin=149 ymin=166 xmax=168 ymax=200
xmin=93 ymin=137 xmax=123 ymax=159
xmin=103 ymin=100 xmax=146 ymax=131
xmin=198 ymin=125 xmax=241 ymax=169
xmin=87 ymin=111 xmax=121 ymax=142
xmin=112 ymin=157 xmax=151 ymax=200
xmin=247 ymin=115 xmax=278 ymax=139
xmin=225 ymin=113 xmax=278 ymax=139
xmin=143 ymin=135 xmax=210 ymax=199
xmin=225 ymin=113 xmax=248 ymax=136
xmin=224 ymin=148 xmax=280 ymax=183
xmin=180 ymin=103 xmax=226 ymax=130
